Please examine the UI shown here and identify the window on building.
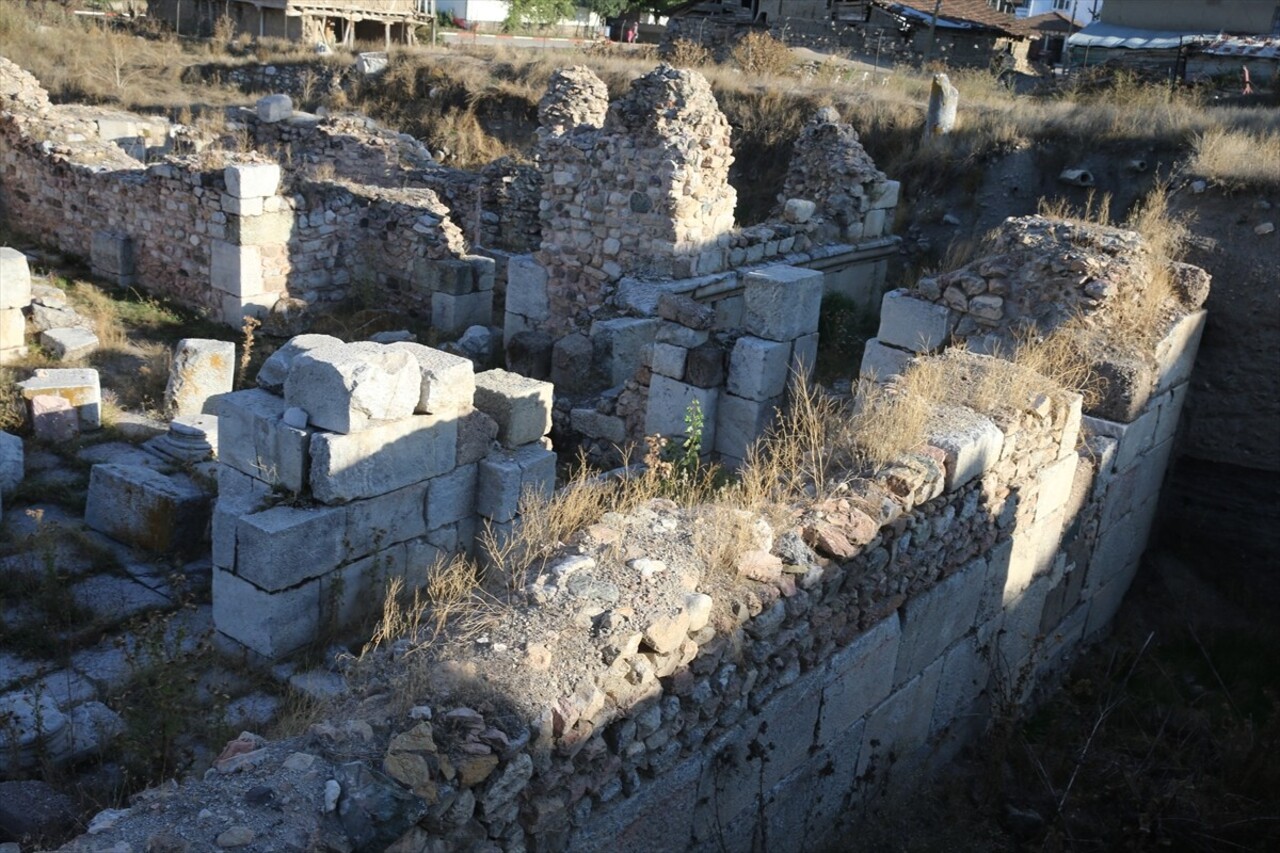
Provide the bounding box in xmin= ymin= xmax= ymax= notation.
xmin=1054 ymin=0 xmax=1071 ymax=11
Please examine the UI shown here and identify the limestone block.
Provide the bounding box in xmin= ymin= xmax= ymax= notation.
xmin=219 ymin=292 xmax=277 ymax=330
xmin=456 ymin=409 xmax=499 ymax=467
xmin=863 ymin=208 xmax=888 ymax=239
xmin=0 ymin=431 xmax=22 ymax=498
xmin=742 ymin=265 xmax=823 ymax=343
xmin=256 ymin=94 xmax=293 ymax=123
xmin=924 ymin=73 xmax=958 ymax=138
xmin=431 ymin=290 xmax=492 ymax=337
xmin=1057 ymin=392 xmax=1083 ymax=460
xmin=591 ymin=318 xmax=660 ymax=387
xmin=1085 ymin=405 xmax=1158 ymax=475
xmin=226 ymin=210 xmax=293 ymax=246
xmin=877 ymin=289 xmax=952 ymax=353
xmin=210 ymin=241 xmax=264 ymax=298
xmin=999 ymin=572 xmax=1052 ymax=675
xmin=1153 ymin=310 xmax=1205 ymax=395
xmin=213 ymin=566 xmax=319 ymax=659
xmin=309 ymin=414 xmax=457 ymax=505
xmin=0 ymin=247 xmax=31 ymax=310
xmin=224 ymin=163 xmax=281 ymax=199
xmin=321 ymin=544 xmax=408 ymax=631
xmin=684 ymin=342 xmax=725 ymax=388
xmin=473 ymin=369 xmax=553 ymax=449
xmin=216 ymin=388 xmax=311 ymax=493
xmin=550 ymin=333 xmax=596 ymax=395
xmin=1083 ymin=566 xmax=1140 ymax=641
xmin=30 ymin=395 xmax=78 ymax=443
xmin=655 ymin=322 xmax=709 ymax=350
xmin=894 ymin=557 xmax=987 ymax=686
xmin=714 ymin=393 xmax=779 ymax=463
xmin=1004 ymin=506 xmax=1066 ymax=603
xmin=221 ymin=194 xmax=262 ymax=217
xmin=1033 ymin=453 xmax=1079 ymax=526
xmin=856 ymin=656 xmax=943 ymax=780
xmin=235 ymin=503 xmax=346 ymax=591
xmin=256 ymin=334 xmax=342 ymax=394
xmin=40 ymin=327 xmax=98 ymax=361
xmin=0 ymin=307 xmax=27 ymax=363
xmin=89 ymin=231 xmax=134 ymax=281
xmin=859 ymin=337 xmax=913 ymax=382
xmin=476 ymin=443 xmax=556 ymax=523
xmin=644 ymin=375 xmax=718 ymax=447
xmin=571 ymin=408 xmax=627 ymax=445
xmin=165 ymin=338 xmax=234 ymax=418
xmin=505 ymin=255 xmax=549 ymax=322
xmin=819 ymin=615 xmax=900 ymax=737
xmin=727 ymin=336 xmax=790 ymax=402
xmin=426 ymin=463 xmax=478 ymax=530
xmin=790 ymin=332 xmax=819 ymax=384
xmin=212 ymin=466 xmax=271 ymax=569
xmin=869 ymin=180 xmax=901 ymax=211
xmin=403 ymin=537 xmax=445 ymax=593
xmin=17 ymin=368 xmax=100 ymax=429
xmin=467 ymin=255 xmax=496 ymax=292
xmin=85 ymin=464 xmax=210 ymax=556
xmin=930 ymin=620 xmax=997 ymax=734
xmin=926 ymin=405 xmax=1004 ymax=492
xmin=650 ymin=342 xmax=687 ymax=380
xmin=1153 ymin=383 xmax=1189 ymax=449
xmin=284 ymin=342 xmax=419 ymax=435
xmin=388 ymin=342 xmax=475 ymax=416
xmin=782 ymin=198 xmax=816 ymax=224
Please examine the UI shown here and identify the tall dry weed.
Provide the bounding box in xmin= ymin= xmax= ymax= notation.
xmin=1191 ymin=126 xmax=1280 ymax=189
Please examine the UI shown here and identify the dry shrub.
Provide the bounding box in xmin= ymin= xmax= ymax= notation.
xmin=691 ymin=504 xmax=765 ymax=576
xmin=729 ymin=30 xmax=793 ymax=77
xmin=1191 ymin=126 xmax=1280 ymax=188
xmin=664 ymin=38 xmax=712 ymax=69
xmin=427 ymin=109 xmax=518 ymax=167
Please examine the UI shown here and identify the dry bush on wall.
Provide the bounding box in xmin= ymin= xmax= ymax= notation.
xmin=729 ymin=30 xmax=794 ymax=77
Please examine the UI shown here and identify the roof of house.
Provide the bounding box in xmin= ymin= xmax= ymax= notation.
xmin=1009 ymin=11 xmax=1075 ymax=38
xmin=1067 ymin=21 xmax=1219 ymax=50
xmin=873 ymin=0 xmax=1025 ymax=36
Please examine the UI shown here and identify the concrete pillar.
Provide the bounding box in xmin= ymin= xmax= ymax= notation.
xmin=384 ymin=22 xmax=391 ymax=49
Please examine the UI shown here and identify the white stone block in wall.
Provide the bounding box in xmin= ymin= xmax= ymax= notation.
xmin=85 ymin=464 xmax=209 ymax=555
xmin=869 ymin=180 xmax=901 ymax=211
xmin=473 ymin=369 xmax=553 ymax=449
xmin=591 ymin=317 xmax=661 ymax=387
xmin=89 ymin=231 xmax=134 ymax=282
xmin=1084 ymin=404 xmax=1158 ymax=475
xmin=505 ymin=255 xmax=549 ymax=322
xmin=165 ymin=338 xmax=235 ymax=418
xmin=426 ymin=463 xmax=478 ymax=530
xmin=216 ymin=388 xmax=311 ymax=494
xmin=221 ymin=194 xmax=263 ymax=217
xmin=742 ymin=265 xmax=823 ymax=343
xmin=256 ymin=94 xmax=293 ymax=123
xmin=476 ymin=442 xmax=555 ymax=524
xmin=219 ymin=292 xmax=277 ymax=330
xmin=235 ymin=503 xmax=346 ymax=591
xmin=213 ymin=566 xmax=319 ymax=659
xmin=285 ymin=342 xmax=420 ymax=435
xmin=877 ymin=289 xmax=952 ymax=353
xmin=0 ymin=247 xmax=32 ymax=310
xmin=309 ymin=414 xmax=458 ymax=505
xmin=863 ymin=208 xmax=888 ymax=239
xmin=819 ymin=614 xmax=900 ymax=738
xmin=16 ymin=368 xmax=100 ymax=429
xmin=856 ymin=656 xmax=943 ymax=779
xmin=645 ymin=375 xmax=718 ymax=447
xmin=926 ymin=405 xmax=1004 ymax=492
xmin=0 ymin=430 xmax=24 ymax=499
xmin=40 ymin=327 xmax=98 ymax=361
xmin=404 ymin=537 xmax=445 ymax=593
xmin=894 ymin=557 xmax=987 ymax=687
xmin=930 ymin=619 xmax=998 ymax=735
xmin=256 ymin=334 xmax=343 ymax=394
xmin=212 ymin=466 xmax=272 ymax=569
xmin=1057 ymin=392 xmax=1083 ymax=460
xmin=387 ymin=342 xmax=475 ymax=416
xmin=1153 ymin=383 xmax=1189 ymax=450
xmin=859 ymin=337 xmax=913 ymax=382
xmin=343 ymin=480 xmax=430 ymax=562
xmin=727 ymin=336 xmax=790 ymax=402
xmin=1153 ymin=310 xmax=1206 ymax=395
xmin=321 ymin=543 xmax=408 ymax=631
xmin=714 ymin=393 xmax=779 ymax=463
xmin=650 ymin=342 xmax=687 ymax=380
xmin=1033 ymin=453 xmax=1079 ymax=526
xmin=999 ymin=572 xmax=1053 ymax=675
xmin=0 ymin=307 xmax=27 ymax=364
xmin=431 ymin=291 xmax=492 ymax=337
xmin=210 ymin=241 xmax=264 ymax=298
xmin=790 ymin=332 xmax=819 ymax=385
xmin=466 ymin=255 xmax=496 ymax=292
xmin=228 ymin=210 xmax=293 ymax=247
xmin=1005 ymin=502 xmax=1066 ymax=603
xmin=224 ymin=163 xmax=281 ymax=199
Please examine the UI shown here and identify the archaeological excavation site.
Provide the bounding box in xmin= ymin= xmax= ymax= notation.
xmin=0 ymin=4 xmax=1276 ymax=852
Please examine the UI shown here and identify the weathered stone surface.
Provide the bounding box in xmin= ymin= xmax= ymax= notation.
xmin=235 ymin=503 xmax=346 ymax=591
xmin=727 ymin=335 xmax=790 ymax=401
xmin=656 ymin=293 xmax=714 ymax=330
xmin=0 ymin=247 xmax=32 ymax=310
xmin=591 ymin=318 xmax=660 ymax=387
xmin=504 ymin=330 xmax=553 ymax=379
xmin=426 ymin=463 xmax=478 ymax=530
xmin=476 ymin=442 xmax=556 ymax=523
xmin=0 ymin=779 xmax=76 ymax=842
xmin=40 ymin=326 xmax=98 ymax=360
xmin=456 ymin=408 xmax=498 ymax=467
xmin=0 ymin=306 xmax=26 ymax=364
xmin=17 ymin=367 xmax=101 ymax=428
xmin=924 ymin=73 xmax=959 ymax=138
xmin=714 ymin=393 xmax=779 ymax=462
xmin=285 ymin=342 xmax=420 ymax=435
xmin=819 ymin=615 xmax=901 ymax=737
xmin=859 ymin=337 xmax=913 ymax=381
xmin=683 ymin=342 xmax=725 ymax=388
xmin=256 ymin=334 xmax=342 ymax=394
xmin=216 ymin=388 xmax=311 ymax=494
xmin=431 ymin=290 xmax=492 ymax=336
xmin=927 ymin=405 xmax=1004 ymax=492
xmin=473 ymin=369 xmax=553 ymax=449
xmin=645 ymin=375 xmax=718 ymax=446
xmin=878 ymin=289 xmax=953 ymax=352
xmin=165 ymin=338 xmax=234 ymax=418
xmin=224 ymin=162 xmax=281 ymax=199
xmin=742 ymin=265 xmax=823 ymax=343
xmin=85 ymin=464 xmax=210 ymax=556
xmin=213 ymin=566 xmax=319 ymax=659
xmin=895 ymin=557 xmax=987 ymax=686
xmin=388 ymin=342 xmax=475 ymax=416
xmin=256 ymin=93 xmax=293 ymax=123
xmin=505 ymin=254 xmax=550 ymax=321
xmin=30 ymin=394 xmax=78 ymax=442
xmin=0 ymin=431 xmax=21 ymax=498
xmin=309 ymin=414 xmax=457 ymax=504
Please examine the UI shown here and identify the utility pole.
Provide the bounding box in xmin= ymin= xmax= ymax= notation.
xmin=923 ymin=0 xmax=942 ymax=66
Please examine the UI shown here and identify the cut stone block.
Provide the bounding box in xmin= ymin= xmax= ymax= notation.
xmin=216 ymin=388 xmax=311 ymax=494
xmin=466 ymin=255 xmax=496 ymax=292
xmin=219 ymin=292 xmax=277 ymax=330
xmin=256 ymin=333 xmax=342 ymax=394
xmin=30 ymin=395 xmax=78 ymax=443
xmin=856 ymin=657 xmax=943 ymax=781
xmin=476 ymin=443 xmax=556 ymax=523
xmin=590 ymin=318 xmax=660 ymax=387
xmin=256 ymin=94 xmax=293 ymax=123
xmin=859 ymin=338 xmax=913 ymax=381
xmin=212 ymin=466 xmax=272 ymax=569
xmin=1153 ymin=310 xmax=1206 ymax=395
xmin=819 ymin=615 xmax=901 ymax=739
xmin=226 ymin=210 xmax=293 ymax=247
xmin=570 ymin=408 xmax=627 ymax=445
xmin=89 ymin=231 xmax=134 ymax=283
xmin=473 ymin=369 xmax=553 ymax=449
xmin=165 ymin=338 xmax=234 ymax=418
xmin=40 ymin=327 xmax=98 ymax=361
xmin=431 ymin=290 xmax=492 ymax=337
xmin=727 ymin=336 xmax=790 ymax=401
xmin=285 ymin=342 xmax=419 ymax=435
xmin=426 ymin=463 xmax=478 ymax=530
xmin=714 ymin=393 xmax=779 ymax=463
xmin=505 ymin=255 xmax=549 ymax=322
xmin=1088 ymin=353 xmax=1154 ymax=423
xmin=388 ymin=342 xmax=475 ymax=415
xmin=1033 ymin=453 xmax=1079 ymax=526
xmin=321 ymin=544 xmax=407 ymax=632
xmin=645 ymin=375 xmax=718 ymax=447
xmin=309 ymin=414 xmax=457 ymax=505
xmin=869 ymin=180 xmax=901 ymax=211
xmin=0 ymin=247 xmax=32 ymax=310
xmin=224 ymin=163 xmax=281 ymax=199
xmin=895 ymin=557 xmax=986 ymax=686
xmin=790 ymin=332 xmax=819 ymax=384
xmin=650 ymin=342 xmax=687 ymax=380
xmin=0 ymin=307 xmax=26 ymax=364
xmin=1085 ymin=405 xmax=1158 ymax=475
xmin=213 ymin=567 xmax=319 ymax=660
xmin=419 ymin=259 xmax=475 ymax=296
xmin=235 ymin=503 xmax=346 ymax=591
xmin=742 ymin=265 xmax=824 ymax=343
xmin=926 ymin=405 xmax=1004 ymax=492
xmin=456 ymin=408 xmax=499 ymax=467
xmin=342 ymin=480 xmax=430 ymax=562
xmin=210 ymin=241 xmax=264 ymax=298
xmin=85 ymin=464 xmax=211 ymax=556
xmin=0 ymin=431 xmax=22 ymax=498
xmin=877 ymin=289 xmax=953 ymax=353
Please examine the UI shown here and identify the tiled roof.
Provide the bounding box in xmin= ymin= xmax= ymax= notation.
xmin=876 ymin=0 xmax=1024 ymax=35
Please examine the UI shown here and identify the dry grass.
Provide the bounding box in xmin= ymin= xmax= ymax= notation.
xmin=729 ymin=31 xmax=794 ymax=77
xmin=1191 ymin=126 xmax=1280 ymax=189
xmin=664 ymin=38 xmax=713 ymax=69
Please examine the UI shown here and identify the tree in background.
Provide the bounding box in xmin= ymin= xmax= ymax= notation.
xmin=504 ymin=0 xmax=576 ymax=31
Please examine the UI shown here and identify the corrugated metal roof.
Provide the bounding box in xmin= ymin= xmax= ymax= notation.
xmin=1067 ymin=21 xmax=1217 ymax=50
xmin=1202 ymin=34 xmax=1280 ymax=59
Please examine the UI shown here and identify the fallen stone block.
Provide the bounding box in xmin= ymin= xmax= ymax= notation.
xmin=85 ymin=464 xmax=211 ymax=556
xmin=213 ymin=566 xmax=319 ymax=659
xmin=30 ymin=394 xmax=79 ymax=442
xmin=877 ymin=289 xmax=952 ymax=353
xmin=727 ymin=336 xmax=790 ymax=402
xmin=0 ymin=431 xmax=21 ymax=498
xmin=285 ymin=342 xmax=420 ymax=435
xmin=742 ymin=265 xmax=823 ymax=343
xmin=0 ymin=306 xmax=27 ymax=365
xmin=224 ymin=162 xmax=281 ymax=199
xmin=476 ymin=443 xmax=556 ymax=523
xmin=256 ymin=333 xmax=342 ymax=393
xmin=474 ymin=369 xmax=553 ymax=449
xmin=388 ymin=342 xmax=476 ymax=416
xmin=310 ymin=414 xmax=457 ymax=505
xmin=859 ymin=337 xmax=913 ymax=381
xmin=165 ymin=338 xmax=235 ymax=417
xmin=216 ymin=388 xmax=311 ymax=494
xmin=40 ymin=327 xmax=98 ymax=360
xmin=235 ymin=503 xmax=346 ymax=591
xmin=0 ymin=247 xmax=31 ymax=310
xmin=256 ymin=93 xmax=293 ymax=123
